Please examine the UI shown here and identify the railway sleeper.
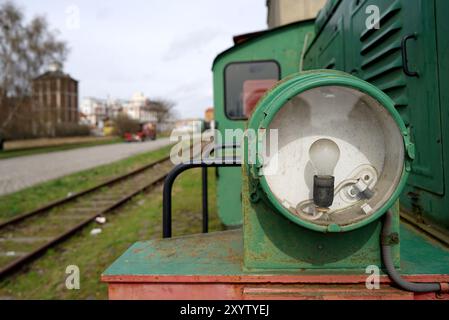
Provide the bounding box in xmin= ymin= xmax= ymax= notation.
xmin=49 ymin=214 xmax=94 ymax=221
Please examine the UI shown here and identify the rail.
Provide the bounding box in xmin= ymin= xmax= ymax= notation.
xmin=0 ymin=156 xmax=173 ymax=278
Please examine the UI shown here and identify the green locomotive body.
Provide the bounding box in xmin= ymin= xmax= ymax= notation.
xmin=212 ymin=20 xmax=315 ymax=227
xmin=303 ymin=0 xmax=449 ymax=234
xmin=213 ymin=0 xmax=449 ymax=236
xmin=102 ymin=0 xmax=449 ymax=300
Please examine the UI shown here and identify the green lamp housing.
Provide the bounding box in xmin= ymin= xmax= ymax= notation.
xmin=242 ymin=70 xmax=413 ymax=271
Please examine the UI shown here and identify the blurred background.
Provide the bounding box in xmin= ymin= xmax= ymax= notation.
xmin=0 ymin=0 xmax=325 ymax=299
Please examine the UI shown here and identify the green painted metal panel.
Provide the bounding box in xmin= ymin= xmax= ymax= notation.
xmin=103 ymin=225 xmax=449 ymax=276
xmin=315 ymin=0 xmax=343 ymax=35
xmin=304 ymin=0 xmax=447 ymax=229
xmin=212 ymin=21 xmax=315 ymax=227
xmin=305 ymin=13 xmax=345 ymax=70
xmin=400 ymin=0 xmax=449 ymax=229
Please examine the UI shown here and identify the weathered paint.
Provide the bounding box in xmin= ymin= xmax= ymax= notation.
xmin=242 ymin=167 xmax=401 ymax=270
xmin=106 ymin=282 xmax=422 ymax=300
xmin=105 ymin=280 xmax=449 ymax=300
xmin=102 ymin=226 xmax=449 ymax=300
xmin=103 ymin=227 xmax=449 ymax=277
xmin=240 ymin=70 xmax=410 ymax=270
xmin=303 ymin=0 xmax=449 ymax=232
xmin=212 ymin=20 xmax=315 ymax=228
xmin=103 ymin=274 xmax=449 ymax=285
xmin=106 ymin=281 xmax=449 ymax=300
xmin=245 ymin=70 xmax=411 ymax=233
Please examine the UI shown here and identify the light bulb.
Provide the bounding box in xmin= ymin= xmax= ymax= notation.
xmin=309 ymin=139 xmax=340 ymax=176
xmin=309 ymin=139 xmax=340 ymax=209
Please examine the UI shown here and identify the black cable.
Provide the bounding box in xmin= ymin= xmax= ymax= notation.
xmin=381 ymin=209 xmax=443 ymax=293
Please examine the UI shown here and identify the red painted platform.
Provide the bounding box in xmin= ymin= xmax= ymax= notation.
xmin=102 ymin=226 xmax=449 ymax=300
xmin=103 ymin=275 xmax=449 ymax=300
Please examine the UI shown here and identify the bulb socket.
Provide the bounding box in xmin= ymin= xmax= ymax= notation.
xmin=313 ymin=175 xmax=335 ymax=209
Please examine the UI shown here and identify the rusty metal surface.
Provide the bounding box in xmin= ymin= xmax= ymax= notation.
xmin=400 ymin=209 xmax=449 ymax=247
xmin=104 ymin=230 xmax=243 ymax=278
xmin=103 ymin=225 xmax=449 ymax=300
xmin=107 ymin=282 xmax=418 ymax=300
xmin=107 ymin=282 xmax=449 ymax=300
xmin=103 ymin=223 xmax=449 ymax=279
xmin=241 ymin=284 xmax=415 ymax=300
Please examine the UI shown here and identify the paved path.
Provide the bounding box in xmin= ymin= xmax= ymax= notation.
xmin=0 ymin=138 xmax=172 ymax=196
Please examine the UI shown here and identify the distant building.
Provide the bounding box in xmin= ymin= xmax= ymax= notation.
xmin=80 ymin=97 xmax=109 ymax=128
xmin=267 ymin=0 xmax=326 ymax=28
xmin=124 ymin=92 xmax=158 ymax=123
xmin=31 ymin=63 xmax=79 ymax=136
xmin=80 ymin=97 xmax=129 ymax=128
xmin=80 ymin=92 xmax=157 ymax=128
xmin=108 ymin=98 xmax=125 ymax=119
xmin=205 ymin=108 xmax=214 ymax=122
xmin=79 ymin=92 xmax=173 ymax=133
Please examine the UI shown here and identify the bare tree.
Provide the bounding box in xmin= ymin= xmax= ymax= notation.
xmin=148 ymin=99 xmax=176 ymax=124
xmin=113 ymin=113 xmax=140 ymax=136
xmin=0 ymin=1 xmax=68 ymax=148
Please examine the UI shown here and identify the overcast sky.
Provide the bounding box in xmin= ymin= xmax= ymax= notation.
xmin=13 ymin=0 xmax=268 ymax=119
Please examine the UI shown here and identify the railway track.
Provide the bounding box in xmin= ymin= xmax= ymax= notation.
xmin=0 ymin=155 xmax=174 ymax=279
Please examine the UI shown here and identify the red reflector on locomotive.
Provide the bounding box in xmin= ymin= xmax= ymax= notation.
xmin=243 ymin=79 xmax=277 ymax=117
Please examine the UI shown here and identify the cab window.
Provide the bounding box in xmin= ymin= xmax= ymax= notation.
xmin=224 ymin=61 xmax=280 ymax=120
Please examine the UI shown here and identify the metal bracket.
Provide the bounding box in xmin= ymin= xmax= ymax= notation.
xmin=249 ymin=181 xmax=261 ymax=203
xmin=381 ymin=232 xmax=400 ymax=246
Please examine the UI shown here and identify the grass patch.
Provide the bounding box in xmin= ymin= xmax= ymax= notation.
xmin=0 ymin=144 xmax=173 ymax=223
xmin=0 ymin=168 xmax=222 ymax=299
xmin=0 ymin=137 xmax=123 ymax=160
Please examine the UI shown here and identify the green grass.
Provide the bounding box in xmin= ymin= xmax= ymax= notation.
xmin=0 ymin=137 xmax=123 ymax=160
xmin=0 ymin=144 xmax=173 ymax=223
xmin=0 ymin=168 xmax=221 ymax=299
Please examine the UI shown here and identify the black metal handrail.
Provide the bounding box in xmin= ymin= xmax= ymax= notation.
xmin=200 ymin=144 xmax=241 ymax=234
xmin=162 ymin=146 xmax=241 ymax=238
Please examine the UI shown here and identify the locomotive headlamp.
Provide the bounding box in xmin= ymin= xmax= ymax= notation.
xmin=245 ymin=70 xmax=413 ymax=233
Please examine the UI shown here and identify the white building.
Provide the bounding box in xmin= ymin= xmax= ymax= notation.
xmin=107 ymin=98 xmax=125 ymax=119
xmin=123 ymin=92 xmax=158 ymax=123
xmin=80 ymin=92 xmax=163 ymax=130
xmin=80 ymin=97 xmax=108 ymax=128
